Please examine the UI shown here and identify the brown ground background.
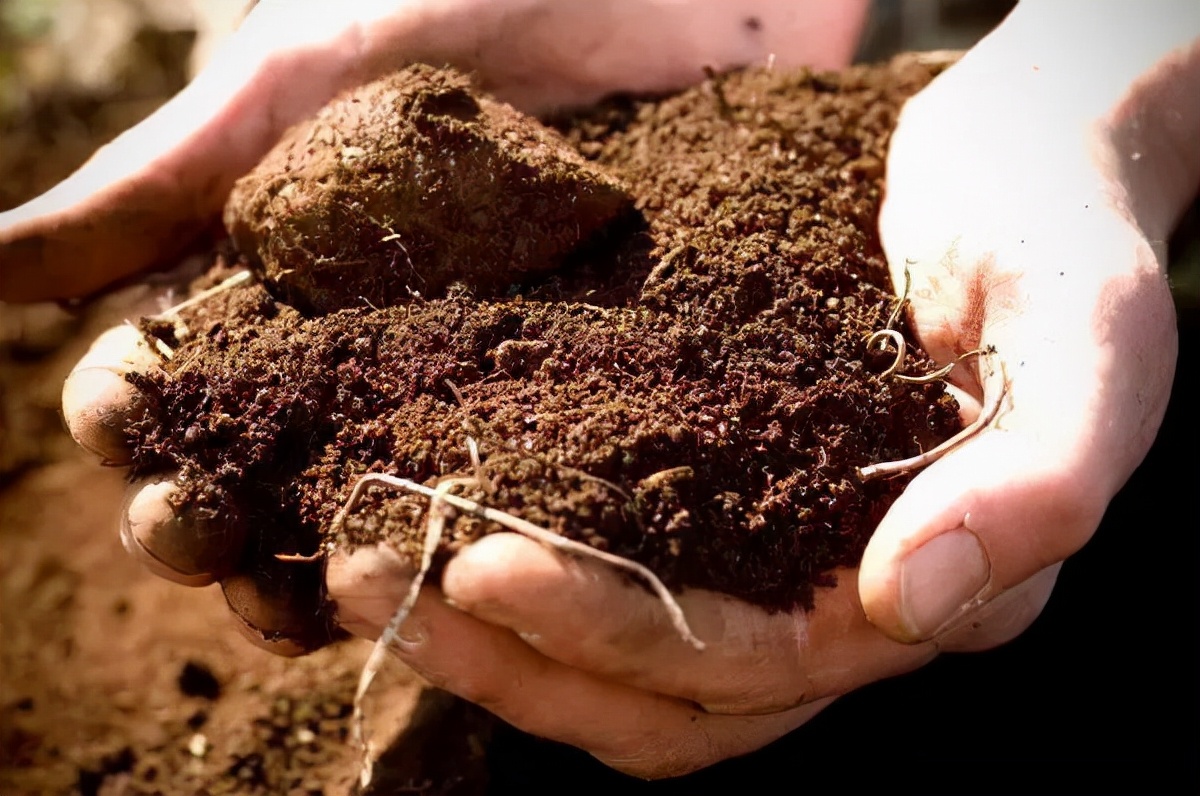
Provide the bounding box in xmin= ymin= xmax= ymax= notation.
xmin=2 ymin=2 xmax=1197 ymax=795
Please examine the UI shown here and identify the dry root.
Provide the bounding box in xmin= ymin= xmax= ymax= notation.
xmin=858 ymin=265 xmax=1009 ymax=480
xmin=333 ymin=469 xmax=706 ymax=788
xmin=858 ymin=358 xmax=1010 ymax=481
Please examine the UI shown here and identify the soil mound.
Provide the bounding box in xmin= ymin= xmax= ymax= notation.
xmin=225 ymin=65 xmax=631 ymax=314
xmin=130 ymin=60 xmax=960 ymax=651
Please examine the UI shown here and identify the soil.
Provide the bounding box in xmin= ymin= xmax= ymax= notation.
xmin=0 ymin=293 xmax=496 ymax=795
xmin=127 ymin=58 xmax=960 ymax=652
xmin=0 ymin=46 xmax=480 ymax=794
xmin=225 ymin=66 xmax=632 ymax=314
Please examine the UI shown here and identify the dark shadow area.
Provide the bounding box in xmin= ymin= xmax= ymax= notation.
xmin=363 ymin=689 xmax=494 ymax=796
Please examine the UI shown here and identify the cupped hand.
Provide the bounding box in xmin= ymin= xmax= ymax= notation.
xmin=60 ymin=310 xmax=1050 ymax=773
xmin=328 ymin=7 xmax=1200 ymax=777
xmin=860 ymin=4 xmax=1200 ymax=643
xmin=0 ymin=0 xmax=865 ymax=301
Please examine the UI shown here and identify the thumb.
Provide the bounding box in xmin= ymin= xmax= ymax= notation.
xmin=859 ymin=239 xmax=1177 ymax=644
xmin=858 ymin=418 xmax=1101 ymax=643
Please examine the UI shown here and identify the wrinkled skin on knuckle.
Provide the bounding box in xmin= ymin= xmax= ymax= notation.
xmin=595 ymin=725 xmax=716 ymax=780
xmin=696 ymin=647 xmax=809 ymax=715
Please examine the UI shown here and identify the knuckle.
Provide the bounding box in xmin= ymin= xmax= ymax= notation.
xmin=1025 ymin=468 xmax=1105 ymax=565
xmin=595 ymin=729 xmax=714 ymax=780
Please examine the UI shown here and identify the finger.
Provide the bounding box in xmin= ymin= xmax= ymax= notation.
xmin=440 ymin=533 xmax=935 ymax=714
xmin=326 ymin=544 xmax=829 ymax=779
xmin=326 ymin=542 xmax=418 ymax=641
xmin=61 ymin=324 xmax=162 ymax=464
xmin=221 ymin=555 xmax=339 ymax=657
xmin=121 ymin=474 xmax=246 ymax=586
xmin=872 ymin=93 xmax=1178 ymax=643
xmin=859 ymin=241 xmax=1176 ymax=642
xmin=937 ymin=563 xmax=1060 ymax=654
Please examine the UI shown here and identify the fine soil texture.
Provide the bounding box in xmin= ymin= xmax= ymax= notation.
xmin=129 ymin=59 xmax=961 ymax=652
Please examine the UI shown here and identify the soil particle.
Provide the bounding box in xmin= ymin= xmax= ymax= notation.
xmin=131 ymin=59 xmax=961 ymax=648
xmin=177 ymin=660 xmax=222 ymax=700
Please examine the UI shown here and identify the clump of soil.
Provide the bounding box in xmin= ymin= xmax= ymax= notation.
xmin=225 ymin=65 xmax=631 ymax=314
xmin=130 ymin=60 xmax=960 ymax=650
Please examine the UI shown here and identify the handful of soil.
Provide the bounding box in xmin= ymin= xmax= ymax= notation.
xmin=130 ymin=60 xmax=960 ymax=651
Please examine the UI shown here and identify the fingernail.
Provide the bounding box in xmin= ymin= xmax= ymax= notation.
xmin=394 ymin=620 xmax=428 ymax=652
xmin=898 ymin=528 xmax=991 ymax=640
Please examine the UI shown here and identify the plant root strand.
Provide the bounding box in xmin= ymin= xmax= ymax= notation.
xmin=867 ymin=329 xmax=986 ymax=384
xmin=333 ymin=470 xmax=707 ymax=787
xmin=857 ymin=363 xmax=1010 ymax=481
xmin=347 ymin=476 xmax=467 ymax=789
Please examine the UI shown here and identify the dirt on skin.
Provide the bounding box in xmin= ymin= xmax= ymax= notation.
xmin=128 ymin=58 xmax=961 ymax=651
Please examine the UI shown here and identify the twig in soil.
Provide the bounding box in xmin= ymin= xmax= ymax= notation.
xmin=155 ymin=269 xmax=253 ymax=319
xmin=130 ymin=270 xmax=254 ymax=360
xmin=857 ymin=360 xmax=1010 ymax=481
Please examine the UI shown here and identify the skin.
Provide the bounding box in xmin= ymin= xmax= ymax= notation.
xmin=10 ymin=0 xmax=1199 ymax=780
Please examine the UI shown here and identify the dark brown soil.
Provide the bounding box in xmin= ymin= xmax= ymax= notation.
xmin=226 ymin=66 xmax=631 ymax=314
xmin=129 ymin=59 xmax=961 ymax=651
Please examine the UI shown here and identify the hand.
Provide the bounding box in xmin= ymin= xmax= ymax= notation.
xmin=861 ymin=2 xmax=1200 ymax=642
xmin=326 ymin=5 xmax=1200 ymax=777
xmin=0 ymin=0 xmax=866 ymax=301
xmin=43 ymin=0 xmax=873 ymax=770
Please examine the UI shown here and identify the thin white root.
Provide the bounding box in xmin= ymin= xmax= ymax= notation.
xmin=337 ymin=470 xmax=705 ymax=787
xmin=857 ymin=365 xmax=1010 ymax=481
xmin=332 ymin=473 xmax=704 ymax=651
xmin=882 ymin=265 xmax=913 ymax=333
xmin=867 ymin=329 xmax=958 ymax=383
xmin=350 ymin=477 xmax=468 ymax=790
xmin=870 ymin=264 xmax=988 ymax=385
xmin=132 ymin=270 xmax=254 ymax=359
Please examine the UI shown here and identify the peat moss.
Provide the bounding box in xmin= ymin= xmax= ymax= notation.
xmin=129 ymin=60 xmax=960 ymax=650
